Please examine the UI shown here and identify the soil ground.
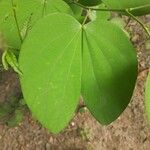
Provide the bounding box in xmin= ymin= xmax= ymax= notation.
xmin=0 ymin=15 xmax=150 ymax=150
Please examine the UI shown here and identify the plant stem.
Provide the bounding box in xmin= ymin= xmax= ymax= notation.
xmin=73 ymin=1 xmax=150 ymax=39
xmin=11 ymin=0 xmax=23 ymax=43
xmin=129 ymin=4 xmax=150 ymax=12
xmin=82 ymin=12 xmax=89 ymax=26
xmin=126 ymin=9 xmax=150 ymax=39
xmin=73 ymin=1 xmax=124 ymax=12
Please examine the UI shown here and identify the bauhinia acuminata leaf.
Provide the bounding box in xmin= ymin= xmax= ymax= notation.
xmin=82 ymin=20 xmax=138 ymax=124
xmin=19 ymin=12 xmax=138 ymax=133
xmin=19 ymin=13 xmax=82 ymax=133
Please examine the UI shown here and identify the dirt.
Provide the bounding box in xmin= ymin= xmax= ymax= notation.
xmin=0 ymin=15 xmax=150 ymax=150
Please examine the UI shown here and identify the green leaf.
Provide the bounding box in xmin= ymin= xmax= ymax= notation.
xmin=145 ymin=73 xmax=150 ymax=123
xmin=0 ymin=0 xmax=21 ymax=49
xmin=19 ymin=13 xmax=82 ymax=133
xmin=5 ymin=50 xmax=22 ymax=75
xmin=2 ymin=50 xmax=22 ymax=75
xmin=88 ymin=4 xmax=110 ymax=22
xmin=102 ymin=0 xmax=150 ymax=16
xmin=68 ymin=4 xmax=84 ymax=23
xmin=109 ymin=17 xmax=130 ymax=38
xmin=2 ymin=50 xmax=9 ymax=70
xmin=14 ymin=0 xmax=73 ymax=27
xmin=45 ymin=0 xmax=73 ymax=16
xmin=0 ymin=0 xmax=73 ymax=49
xmin=110 ymin=17 xmax=126 ymax=29
xmin=82 ymin=20 xmax=138 ymax=124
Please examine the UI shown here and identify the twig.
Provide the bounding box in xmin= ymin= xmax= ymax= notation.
xmin=73 ymin=1 xmax=124 ymax=12
xmin=126 ymin=9 xmax=150 ymax=39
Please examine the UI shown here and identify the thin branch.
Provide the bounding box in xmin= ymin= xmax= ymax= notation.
xmin=23 ymin=14 xmax=33 ymax=40
xmin=129 ymin=4 xmax=150 ymax=12
xmin=126 ymin=9 xmax=150 ymax=39
xmin=11 ymin=0 xmax=23 ymax=43
xmin=73 ymin=1 xmax=124 ymax=12
xmin=73 ymin=1 xmax=150 ymax=39
xmin=82 ymin=11 xmax=89 ymax=26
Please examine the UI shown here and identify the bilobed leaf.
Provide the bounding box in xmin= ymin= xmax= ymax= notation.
xmin=19 ymin=13 xmax=82 ymax=133
xmin=82 ymin=20 xmax=138 ymax=124
xmin=102 ymin=0 xmax=150 ymax=16
xmin=145 ymin=73 xmax=150 ymax=123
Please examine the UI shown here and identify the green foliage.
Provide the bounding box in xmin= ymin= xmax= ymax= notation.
xmin=2 ymin=50 xmax=22 ymax=75
xmin=69 ymin=4 xmax=84 ymax=23
xmin=82 ymin=20 xmax=137 ymax=124
xmin=0 ymin=0 xmax=73 ymax=49
xmin=102 ymin=0 xmax=150 ymax=16
xmin=19 ymin=11 xmax=137 ymax=132
xmin=88 ymin=4 xmax=110 ymax=21
xmin=63 ymin=0 xmax=102 ymax=6
xmin=19 ymin=14 xmax=82 ymax=133
xmin=0 ymin=0 xmax=20 ymax=49
xmin=1 ymin=0 xmax=150 ymax=134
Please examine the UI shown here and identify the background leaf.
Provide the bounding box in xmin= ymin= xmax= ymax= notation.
xmin=78 ymin=0 xmax=102 ymax=6
xmin=19 ymin=13 xmax=82 ymax=133
xmin=145 ymin=73 xmax=150 ymax=123
xmin=88 ymin=4 xmax=110 ymax=22
xmin=68 ymin=3 xmax=84 ymax=23
xmin=0 ymin=0 xmax=21 ymax=49
xmin=102 ymin=0 xmax=150 ymax=16
xmin=0 ymin=0 xmax=73 ymax=49
xmin=82 ymin=20 xmax=138 ymax=124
